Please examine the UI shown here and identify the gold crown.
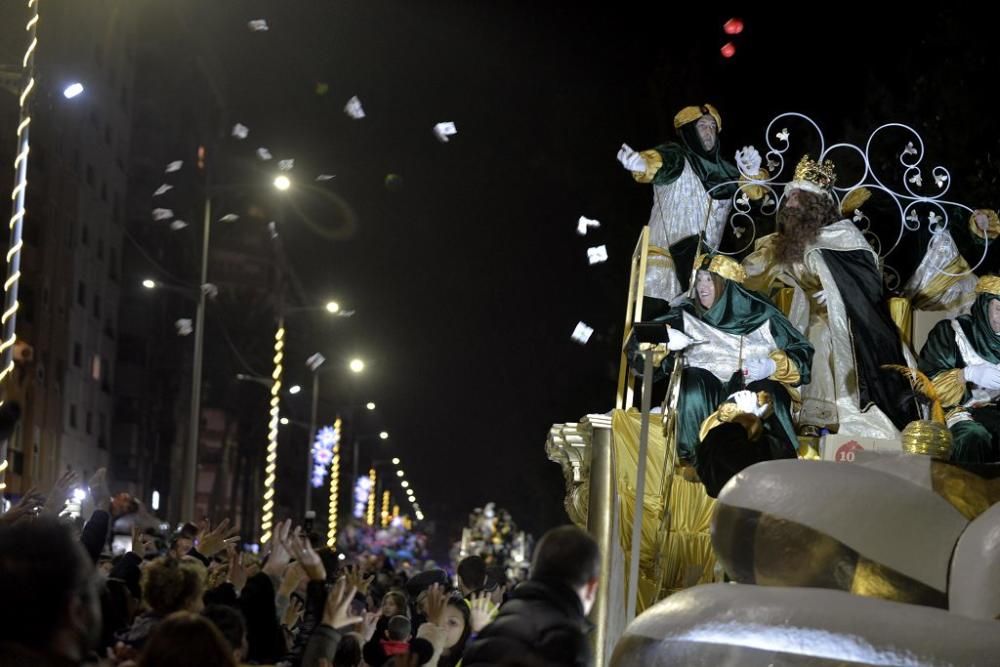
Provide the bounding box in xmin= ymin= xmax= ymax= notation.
xmin=793 ymin=155 xmax=836 ymax=191
xmin=975 ymin=275 xmax=1000 ymax=297
xmin=695 ymin=252 xmax=746 ymax=284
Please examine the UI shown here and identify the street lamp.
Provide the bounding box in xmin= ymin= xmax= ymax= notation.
xmin=289 ymin=385 xmax=302 ymax=395
xmin=379 ymin=431 xmax=389 ymax=440
xmin=273 ymin=174 xmax=291 ymax=191
xmin=349 ymin=358 xmax=364 ymax=373
xmin=142 ymin=279 xmax=157 ymax=289
xmin=62 ymin=82 xmax=84 ymax=99
xmin=401 ymin=481 xmax=409 ymax=488
xmin=326 ymin=301 xmax=340 ymax=314
xmin=396 ymin=470 xmax=404 ymax=478
xmin=392 ymin=457 xmax=400 ymax=465
xmin=280 ymin=417 xmax=289 ymax=425
xmin=366 ymin=402 xmax=376 ymax=411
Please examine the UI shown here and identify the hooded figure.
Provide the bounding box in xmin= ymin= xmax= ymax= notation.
xmin=630 ymin=253 xmax=814 ymax=495
xmin=918 ymin=276 xmax=1000 ymax=462
xmin=618 ymin=104 xmax=757 ymax=315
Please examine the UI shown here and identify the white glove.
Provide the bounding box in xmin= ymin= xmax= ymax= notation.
xmin=735 ymin=145 xmax=762 ymax=176
xmin=813 ymin=290 xmax=827 ymax=306
xmin=963 ymin=364 xmax=1000 ymax=390
xmin=617 ymin=143 xmax=647 ymax=173
xmin=666 ymin=327 xmax=695 ymax=352
xmin=743 ymin=356 xmax=777 ymax=383
xmin=728 ymin=390 xmax=767 ymax=417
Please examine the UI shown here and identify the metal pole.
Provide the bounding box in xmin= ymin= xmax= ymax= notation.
xmin=181 ymin=193 xmax=211 ymax=521
xmin=626 ymin=347 xmax=654 ymax=622
xmin=305 ymin=370 xmax=319 ymax=513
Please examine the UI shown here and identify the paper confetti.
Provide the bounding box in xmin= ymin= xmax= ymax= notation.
xmin=153 ymin=184 xmax=173 ymax=197
xmin=571 ymin=322 xmax=594 ymax=344
xmin=219 ymin=213 xmax=239 ymax=223
xmin=587 ymin=245 xmax=608 ymax=265
xmin=278 ymin=159 xmax=295 ymax=171
xmin=165 ymin=161 xmax=183 ymax=173
xmin=433 ymin=121 xmax=458 ymax=142
xmin=169 ymin=220 xmax=188 ymax=231
xmin=152 ymin=208 xmax=173 ymax=221
xmin=576 ymin=216 xmax=600 ymax=236
xmin=232 ymin=123 xmax=249 ymax=139
xmin=256 ymin=147 xmax=273 ymax=161
xmin=315 ymin=174 xmax=336 ymax=181
xmin=175 ymin=319 xmax=193 ymax=336
xmin=248 ymin=19 xmax=269 ymax=32
xmin=344 ymin=95 xmax=365 ymax=119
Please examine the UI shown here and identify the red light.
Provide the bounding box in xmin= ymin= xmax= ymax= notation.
xmin=723 ymin=18 xmax=744 ymax=35
xmin=197 ymin=145 xmax=206 ymax=170
xmin=721 ymin=42 xmax=736 ymax=58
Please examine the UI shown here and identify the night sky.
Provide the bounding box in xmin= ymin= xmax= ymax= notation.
xmin=9 ymin=3 xmax=1000 ymax=548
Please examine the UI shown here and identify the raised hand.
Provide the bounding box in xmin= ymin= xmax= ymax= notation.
xmin=321 ymin=578 xmax=363 ymax=630
xmin=0 ymin=487 xmax=43 ymax=525
xmin=469 ymin=591 xmax=497 ymax=633
xmin=262 ymin=518 xmax=293 ymax=578
xmin=130 ymin=525 xmax=156 ymax=558
xmin=344 ymin=564 xmax=374 ymax=595
xmin=424 ymin=583 xmax=448 ymax=626
xmin=196 ymin=518 xmax=240 ymax=558
xmin=282 ymin=529 xmax=326 ymax=582
xmin=42 ymin=470 xmax=79 ymax=516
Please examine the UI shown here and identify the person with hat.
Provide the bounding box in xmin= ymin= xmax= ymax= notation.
xmin=631 ymin=252 xmax=813 ymax=493
xmin=918 ymin=275 xmax=1000 ymax=462
xmin=618 ymin=104 xmax=765 ymax=314
xmin=743 ymin=155 xmax=921 ymax=438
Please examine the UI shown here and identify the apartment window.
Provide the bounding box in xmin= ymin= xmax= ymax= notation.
xmin=73 ymin=343 xmax=82 ymax=367
xmin=85 ymin=411 xmax=93 ymax=435
xmin=86 ymin=164 xmax=95 ymax=187
xmin=77 ymin=281 xmax=86 ymax=306
xmin=113 ymin=193 xmax=120 ymax=224
xmin=81 ymin=224 xmax=89 ymax=246
xmin=100 ymin=182 xmax=108 ymax=202
xmin=69 ymin=404 xmax=77 ymax=429
xmin=97 ymin=238 xmax=104 ymax=260
xmin=92 ymin=294 xmax=100 ymax=319
xmin=109 ymin=248 xmax=118 ymax=281
xmin=91 ymin=354 xmax=101 ymax=381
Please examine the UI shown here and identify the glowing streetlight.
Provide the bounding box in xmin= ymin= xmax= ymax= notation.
xmin=326 ymin=301 xmax=340 ymax=314
xmin=396 ymin=470 xmax=404 ymax=478
xmin=401 ymin=481 xmax=409 ymax=488
xmin=62 ymin=82 xmax=84 ymax=99
xmin=349 ymin=358 xmax=365 ymax=373
xmin=379 ymin=431 xmax=389 ymax=440
xmin=280 ymin=417 xmax=289 ymax=425
xmin=391 ymin=457 xmax=400 ymax=465
xmin=289 ymin=385 xmax=302 ymax=395
xmin=273 ymin=174 xmax=291 ymax=191
xmin=142 ymin=279 xmax=156 ymax=289
xmin=366 ymin=402 xmax=376 ymax=411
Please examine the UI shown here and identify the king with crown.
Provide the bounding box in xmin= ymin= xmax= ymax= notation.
xmin=743 ymin=155 xmax=920 ymax=439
